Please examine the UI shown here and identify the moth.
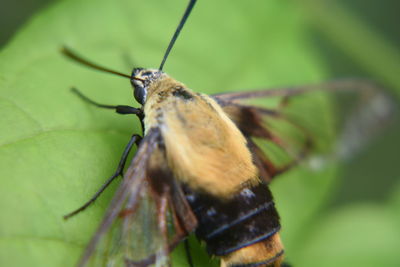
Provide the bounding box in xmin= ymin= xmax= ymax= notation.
xmin=63 ymin=0 xmax=392 ymax=266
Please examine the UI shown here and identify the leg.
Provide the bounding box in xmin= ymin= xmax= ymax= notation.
xmin=184 ymin=239 xmax=194 ymax=267
xmin=63 ymin=134 xmax=142 ymax=219
xmin=71 ymin=87 xmax=142 ymax=115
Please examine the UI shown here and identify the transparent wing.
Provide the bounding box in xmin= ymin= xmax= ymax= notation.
xmin=77 ymin=128 xmax=173 ymax=267
xmin=213 ymin=79 xmax=394 ymax=182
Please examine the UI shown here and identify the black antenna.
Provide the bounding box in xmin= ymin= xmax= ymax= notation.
xmin=61 ymin=47 xmax=131 ymax=79
xmin=159 ymin=0 xmax=197 ymax=70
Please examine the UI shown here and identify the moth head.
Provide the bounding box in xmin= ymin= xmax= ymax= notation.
xmin=131 ymin=68 xmax=164 ymax=105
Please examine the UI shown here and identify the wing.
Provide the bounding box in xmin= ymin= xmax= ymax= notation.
xmin=213 ymin=79 xmax=394 ymax=183
xmin=77 ymin=127 xmax=197 ymax=267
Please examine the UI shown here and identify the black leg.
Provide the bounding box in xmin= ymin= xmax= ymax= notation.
xmin=184 ymin=238 xmax=194 ymax=267
xmin=71 ymin=87 xmax=142 ymax=115
xmin=64 ymin=134 xmax=142 ymax=219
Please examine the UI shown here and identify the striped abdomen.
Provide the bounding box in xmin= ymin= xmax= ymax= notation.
xmin=184 ymin=183 xmax=284 ymax=267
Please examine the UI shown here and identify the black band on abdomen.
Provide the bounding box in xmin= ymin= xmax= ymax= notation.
xmin=184 ymin=182 xmax=281 ymax=256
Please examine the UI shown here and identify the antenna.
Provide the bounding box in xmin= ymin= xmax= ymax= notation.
xmin=159 ymin=0 xmax=197 ymax=70
xmin=62 ymin=0 xmax=197 ymax=74
xmin=61 ymin=47 xmax=131 ymax=79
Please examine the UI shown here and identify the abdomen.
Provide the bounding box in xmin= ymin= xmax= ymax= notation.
xmin=184 ymin=182 xmax=284 ymax=267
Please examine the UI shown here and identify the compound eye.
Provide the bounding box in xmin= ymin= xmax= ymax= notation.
xmin=134 ymin=86 xmax=146 ymax=105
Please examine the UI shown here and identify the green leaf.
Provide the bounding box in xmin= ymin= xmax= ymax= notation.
xmin=0 ymin=0 xmax=398 ymax=266
xmin=293 ymin=204 xmax=400 ymax=267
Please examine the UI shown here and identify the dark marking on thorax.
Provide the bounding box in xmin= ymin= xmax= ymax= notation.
xmin=172 ymin=86 xmax=193 ymax=100
xmin=156 ymin=90 xmax=170 ymax=103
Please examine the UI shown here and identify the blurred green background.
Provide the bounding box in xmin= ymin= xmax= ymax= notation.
xmin=0 ymin=0 xmax=399 ymax=266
